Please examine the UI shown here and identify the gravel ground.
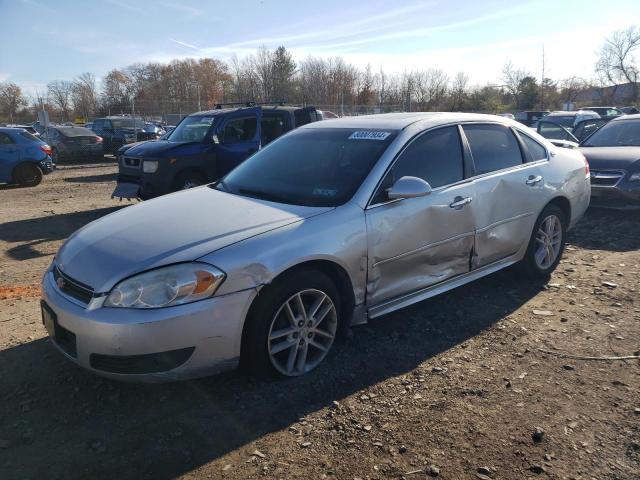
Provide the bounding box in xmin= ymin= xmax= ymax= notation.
xmin=0 ymin=163 xmax=639 ymax=480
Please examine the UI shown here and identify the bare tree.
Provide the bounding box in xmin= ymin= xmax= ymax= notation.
xmin=502 ymin=61 xmax=529 ymax=109
xmin=71 ymin=73 xmax=98 ymax=120
xmin=47 ymin=80 xmax=74 ymax=121
xmin=595 ymin=26 xmax=640 ymax=102
xmin=450 ymin=72 xmax=469 ymax=110
xmin=0 ymin=82 xmax=27 ymax=123
xmin=559 ymin=76 xmax=587 ymax=104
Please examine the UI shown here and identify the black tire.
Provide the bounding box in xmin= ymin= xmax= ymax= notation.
xmin=172 ymin=171 xmax=206 ymax=191
xmin=519 ymin=204 xmax=566 ymax=278
xmin=240 ymin=269 xmax=341 ymax=378
xmin=13 ymin=163 xmax=43 ymax=187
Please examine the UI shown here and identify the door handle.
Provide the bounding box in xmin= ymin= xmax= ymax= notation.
xmin=449 ymin=196 xmax=472 ymax=209
xmin=526 ymin=175 xmax=543 ymax=186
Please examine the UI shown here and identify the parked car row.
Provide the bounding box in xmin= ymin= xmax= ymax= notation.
xmin=42 ymin=112 xmax=594 ymax=382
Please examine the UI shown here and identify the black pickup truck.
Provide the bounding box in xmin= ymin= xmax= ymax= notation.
xmin=112 ymin=104 xmax=321 ymax=200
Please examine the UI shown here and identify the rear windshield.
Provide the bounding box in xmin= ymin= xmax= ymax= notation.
xmin=581 ymin=119 xmax=640 ymax=147
xmin=57 ymin=127 xmax=95 ymax=137
xmin=20 ymin=131 xmax=40 ymax=142
xmin=110 ymin=118 xmax=145 ymax=130
xmin=216 ymin=128 xmax=397 ymax=207
xmin=546 ymin=116 xmax=574 ymax=128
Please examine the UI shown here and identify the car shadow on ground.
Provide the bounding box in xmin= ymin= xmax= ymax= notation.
xmin=0 ymin=268 xmax=542 ymax=480
xmin=64 ymin=173 xmax=118 ymax=183
xmin=0 ymin=207 xmax=124 ymax=260
xmin=567 ymin=207 xmax=640 ymax=252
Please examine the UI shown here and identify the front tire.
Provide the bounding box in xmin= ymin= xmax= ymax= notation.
xmin=172 ymin=171 xmax=206 ymax=191
xmin=520 ymin=204 xmax=566 ymax=278
xmin=13 ymin=163 xmax=43 ymax=187
xmin=241 ymin=269 xmax=341 ymax=377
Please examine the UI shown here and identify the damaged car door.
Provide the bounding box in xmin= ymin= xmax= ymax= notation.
xmin=365 ymin=125 xmax=476 ymax=306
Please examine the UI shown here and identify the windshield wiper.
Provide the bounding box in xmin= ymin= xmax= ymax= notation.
xmin=237 ymin=188 xmax=294 ymax=204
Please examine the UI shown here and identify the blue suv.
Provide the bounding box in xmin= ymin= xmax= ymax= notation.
xmin=112 ymin=104 xmax=320 ymax=199
xmin=0 ymin=127 xmax=55 ymax=187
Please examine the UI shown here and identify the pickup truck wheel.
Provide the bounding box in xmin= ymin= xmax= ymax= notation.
xmin=13 ymin=163 xmax=43 ymax=187
xmin=520 ymin=204 xmax=566 ymax=278
xmin=173 ymin=171 xmax=206 ymax=191
xmin=241 ymin=269 xmax=341 ymax=377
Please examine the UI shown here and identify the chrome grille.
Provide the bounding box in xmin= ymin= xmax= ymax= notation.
xmin=53 ymin=266 xmax=94 ymax=304
xmin=590 ymin=170 xmax=624 ymax=187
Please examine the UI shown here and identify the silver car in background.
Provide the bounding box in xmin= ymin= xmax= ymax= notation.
xmin=41 ymin=113 xmax=591 ymax=381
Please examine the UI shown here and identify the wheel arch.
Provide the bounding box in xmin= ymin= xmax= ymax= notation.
xmin=546 ymin=195 xmax=571 ymax=225
xmin=11 ymin=161 xmax=42 ymax=183
xmin=239 ymin=259 xmax=357 ymax=359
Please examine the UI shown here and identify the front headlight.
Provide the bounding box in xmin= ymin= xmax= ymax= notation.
xmin=628 ymin=172 xmax=640 ymax=182
xmin=104 ymin=263 xmax=225 ymax=308
xmin=143 ymin=160 xmax=158 ymax=173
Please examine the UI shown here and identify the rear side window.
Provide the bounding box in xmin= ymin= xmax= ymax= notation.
xmin=0 ymin=132 xmax=15 ymax=145
xmin=520 ymin=134 xmax=547 ymax=161
xmin=372 ymin=126 xmax=464 ymax=204
xmin=261 ymin=114 xmax=287 ymax=145
xmin=463 ymin=124 xmax=523 ymax=175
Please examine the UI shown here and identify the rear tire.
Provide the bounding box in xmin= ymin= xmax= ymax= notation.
xmin=240 ymin=269 xmax=341 ymax=378
xmin=13 ymin=163 xmax=43 ymax=187
xmin=519 ymin=204 xmax=566 ymax=278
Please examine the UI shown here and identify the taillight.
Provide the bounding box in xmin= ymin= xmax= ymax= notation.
xmin=39 ymin=145 xmax=52 ymax=155
xmin=95 ymin=136 xmax=103 ymax=144
xmin=583 ymin=156 xmax=590 ymax=178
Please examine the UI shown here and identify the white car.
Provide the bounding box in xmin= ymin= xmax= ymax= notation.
xmin=42 ymin=113 xmax=591 ymax=381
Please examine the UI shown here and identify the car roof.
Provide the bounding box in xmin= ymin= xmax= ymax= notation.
xmin=189 ymin=105 xmax=311 ymax=117
xmin=301 ymin=112 xmax=516 ymax=130
xmin=611 ymin=113 xmax=640 ymax=122
xmin=547 ymin=110 xmax=597 ymax=116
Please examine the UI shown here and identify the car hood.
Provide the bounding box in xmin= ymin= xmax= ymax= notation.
xmin=55 ymin=187 xmax=332 ymax=292
xmin=579 ymin=146 xmax=640 ymax=170
xmin=122 ymin=139 xmax=206 ymax=158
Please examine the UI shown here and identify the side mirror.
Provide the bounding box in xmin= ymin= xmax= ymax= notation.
xmin=387 ymin=176 xmax=432 ymax=200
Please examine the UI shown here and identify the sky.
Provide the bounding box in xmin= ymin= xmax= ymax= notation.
xmin=1 ymin=0 xmax=639 ymax=95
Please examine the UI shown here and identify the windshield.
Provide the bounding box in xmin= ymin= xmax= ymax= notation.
xmin=166 ymin=115 xmax=216 ymax=142
xmin=110 ymin=118 xmax=145 ymax=130
xmin=545 ymin=116 xmax=574 ymax=128
xmin=216 ymin=128 xmax=397 ymax=207
xmin=582 ymin=120 xmax=640 ymax=147
xmin=58 ymin=127 xmax=95 ymax=137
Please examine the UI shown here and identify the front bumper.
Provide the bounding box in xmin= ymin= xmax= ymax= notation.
xmin=41 ymin=269 xmax=256 ymax=382
xmin=590 ymin=183 xmax=640 ymax=209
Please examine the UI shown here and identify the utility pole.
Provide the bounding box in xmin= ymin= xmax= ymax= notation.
xmin=197 ymin=84 xmax=201 ymax=111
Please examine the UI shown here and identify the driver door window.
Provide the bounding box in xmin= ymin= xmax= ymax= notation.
xmin=222 ymin=117 xmax=257 ymax=144
xmin=372 ymin=126 xmax=464 ymax=204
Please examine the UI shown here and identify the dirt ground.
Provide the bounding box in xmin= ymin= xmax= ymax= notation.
xmin=0 ymin=163 xmax=639 ymax=480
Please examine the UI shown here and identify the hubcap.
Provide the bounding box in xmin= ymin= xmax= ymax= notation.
xmin=267 ymin=289 xmax=337 ymax=376
xmin=534 ymin=214 xmax=562 ymax=269
xmin=182 ymin=179 xmax=201 ymax=189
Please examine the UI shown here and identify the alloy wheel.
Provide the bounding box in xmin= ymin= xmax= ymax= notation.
xmin=267 ymin=288 xmax=337 ymax=376
xmin=534 ymin=214 xmax=562 ymax=269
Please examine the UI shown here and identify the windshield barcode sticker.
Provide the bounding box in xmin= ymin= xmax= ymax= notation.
xmin=348 ymin=131 xmax=390 ymax=141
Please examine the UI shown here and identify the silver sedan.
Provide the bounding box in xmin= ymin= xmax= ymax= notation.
xmin=41 ymin=113 xmax=591 ymax=381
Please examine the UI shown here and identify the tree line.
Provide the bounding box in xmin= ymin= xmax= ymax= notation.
xmin=1 ymin=26 xmax=638 ymax=124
